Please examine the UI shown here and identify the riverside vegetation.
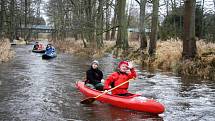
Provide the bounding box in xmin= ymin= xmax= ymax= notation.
xmin=0 ymin=39 xmax=14 ymax=63
xmin=53 ymin=38 xmax=215 ymax=80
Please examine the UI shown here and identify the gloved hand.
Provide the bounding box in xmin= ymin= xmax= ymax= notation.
xmin=127 ymin=61 xmax=134 ymax=69
xmin=102 ymin=90 xmax=109 ymax=94
xmin=101 ymin=79 xmax=105 ymax=83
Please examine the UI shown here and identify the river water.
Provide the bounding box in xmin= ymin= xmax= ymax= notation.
xmin=0 ymin=44 xmax=214 ymax=121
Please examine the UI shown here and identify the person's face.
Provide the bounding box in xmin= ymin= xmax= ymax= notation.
xmin=119 ymin=64 xmax=128 ymax=72
xmin=92 ymin=63 xmax=98 ymax=69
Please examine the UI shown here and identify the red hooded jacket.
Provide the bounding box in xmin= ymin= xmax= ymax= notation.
xmin=104 ymin=68 xmax=137 ymax=95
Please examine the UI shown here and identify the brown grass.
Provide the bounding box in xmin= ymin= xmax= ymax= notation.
xmin=181 ymin=40 xmax=215 ymax=80
xmin=153 ymin=39 xmax=182 ymax=70
xmin=0 ymin=39 xmax=14 ymax=63
xmin=197 ymin=40 xmax=215 ymax=56
xmin=53 ymin=38 xmax=115 ymax=58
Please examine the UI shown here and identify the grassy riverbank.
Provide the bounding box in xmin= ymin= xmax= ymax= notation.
xmin=0 ymin=39 xmax=14 ymax=63
xmin=53 ymin=38 xmax=114 ymax=58
xmin=54 ymin=39 xmax=215 ymax=80
xmin=144 ymin=40 xmax=215 ymax=80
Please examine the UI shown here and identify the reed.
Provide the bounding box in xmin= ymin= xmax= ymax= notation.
xmin=0 ymin=39 xmax=14 ymax=63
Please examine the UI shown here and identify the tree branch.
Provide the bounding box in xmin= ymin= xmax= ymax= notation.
xmin=69 ymin=0 xmax=76 ymax=7
xmin=97 ymin=25 xmax=119 ymax=36
xmin=134 ymin=0 xmax=140 ymax=5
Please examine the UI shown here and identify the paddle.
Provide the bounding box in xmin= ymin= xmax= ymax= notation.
xmin=145 ymin=74 xmax=155 ymax=78
xmin=80 ymin=78 xmax=134 ymax=104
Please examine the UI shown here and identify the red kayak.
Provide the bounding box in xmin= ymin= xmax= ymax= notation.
xmin=32 ymin=49 xmax=45 ymax=53
xmin=76 ymin=81 xmax=165 ymax=114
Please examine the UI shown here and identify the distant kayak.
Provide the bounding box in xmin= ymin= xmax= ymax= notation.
xmin=32 ymin=49 xmax=45 ymax=53
xmin=42 ymin=53 xmax=57 ymax=59
xmin=76 ymin=81 xmax=165 ymax=114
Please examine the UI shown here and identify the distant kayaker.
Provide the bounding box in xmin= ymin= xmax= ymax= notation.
xmin=33 ymin=42 xmax=44 ymax=50
xmin=85 ymin=60 xmax=104 ymax=91
xmin=33 ymin=42 xmax=39 ymax=50
xmin=103 ymin=61 xmax=137 ymax=96
xmin=45 ymin=44 xmax=55 ymax=55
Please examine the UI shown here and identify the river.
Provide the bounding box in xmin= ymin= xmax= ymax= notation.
xmin=0 ymin=44 xmax=214 ymax=121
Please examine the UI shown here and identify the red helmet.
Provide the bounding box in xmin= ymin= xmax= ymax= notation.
xmin=118 ymin=61 xmax=128 ymax=68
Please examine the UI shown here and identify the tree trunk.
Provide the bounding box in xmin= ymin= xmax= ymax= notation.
xmin=105 ymin=0 xmax=111 ymax=40
xmin=58 ymin=0 xmax=66 ymax=41
xmin=24 ymin=0 xmax=28 ymax=28
xmin=84 ymin=0 xmax=96 ymax=47
xmin=165 ymin=0 xmax=169 ymax=16
xmin=111 ymin=3 xmax=117 ymax=40
xmin=182 ymin=0 xmax=197 ymax=59
xmin=9 ymin=0 xmax=15 ymax=42
xmin=149 ymin=0 xmax=159 ymax=56
xmin=139 ymin=0 xmax=147 ymax=50
xmin=171 ymin=0 xmax=177 ymax=38
xmin=179 ymin=0 xmax=183 ymax=32
xmin=72 ymin=1 xmax=80 ymax=41
xmin=24 ymin=0 xmax=29 ymax=41
xmin=96 ymin=0 xmax=104 ymax=49
xmin=214 ymin=0 xmax=215 ymax=10
xmin=116 ymin=0 xmax=128 ymax=50
xmin=0 ymin=0 xmax=6 ymax=38
xmin=200 ymin=0 xmax=205 ymax=38
xmin=19 ymin=0 xmax=24 ymax=38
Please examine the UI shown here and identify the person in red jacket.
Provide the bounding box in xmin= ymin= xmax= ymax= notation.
xmin=103 ymin=61 xmax=137 ymax=96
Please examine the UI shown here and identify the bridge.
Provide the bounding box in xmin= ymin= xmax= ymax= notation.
xmin=17 ymin=25 xmax=55 ymax=33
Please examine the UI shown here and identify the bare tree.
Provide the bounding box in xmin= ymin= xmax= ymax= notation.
xmin=149 ymin=0 xmax=159 ymax=56
xmin=182 ymin=0 xmax=197 ymax=59
xmin=139 ymin=0 xmax=147 ymax=50
xmin=0 ymin=0 xmax=6 ymax=38
xmin=105 ymin=0 xmax=111 ymax=40
xmin=111 ymin=2 xmax=117 ymax=40
xmin=8 ymin=0 xmax=16 ymax=41
xmin=24 ymin=0 xmax=28 ymax=28
xmin=200 ymin=0 xmax=205 ymax=37
xmin=0 ymin=0 xmax=42 ymax=41
xmin=164 ymin=0 xmax=169 ymax=16
xmin=116 ymin=0 xmax=128 ymax=50
xmin=85 ymin=0 xmax=96 ymax=45
xmin=96 ymin=0 xmax=104 ymax=48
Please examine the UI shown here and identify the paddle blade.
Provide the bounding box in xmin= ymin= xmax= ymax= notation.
xmin=146 ymin=74 xmax=155 ymax=78
xmin=80 ymin=97 xmax=96 ymax=104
